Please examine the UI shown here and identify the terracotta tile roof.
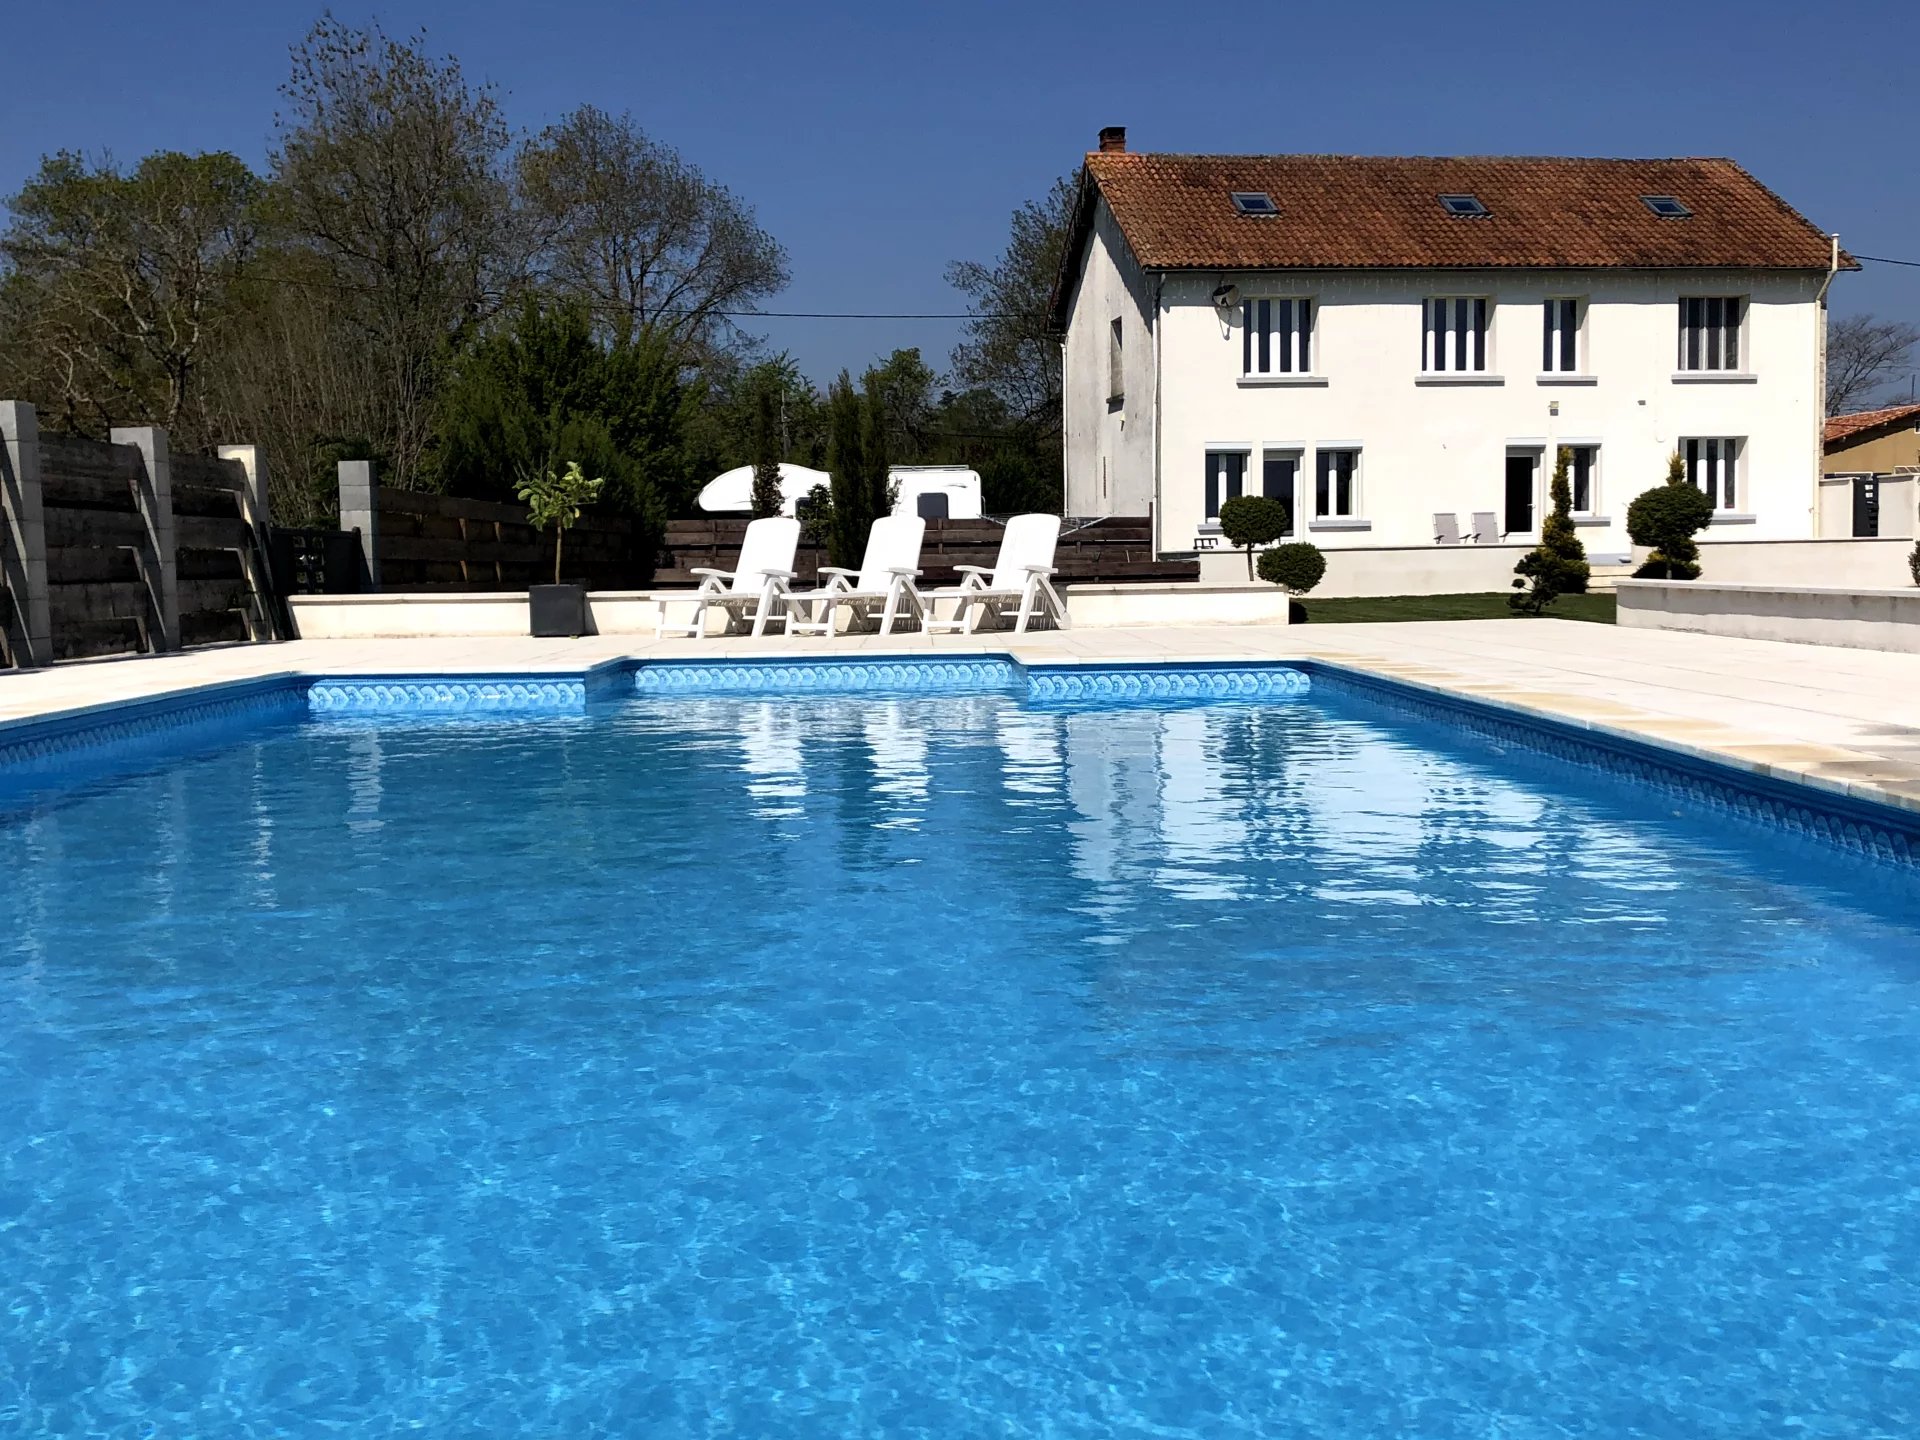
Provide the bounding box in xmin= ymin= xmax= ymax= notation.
xmin=1078 ymin=153 xmax=1847 ymax=273
xmin=1824 ymin=401 xmax=1920 ymax=448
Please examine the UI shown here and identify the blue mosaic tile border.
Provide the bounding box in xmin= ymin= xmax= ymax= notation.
xmin=1025 ymin=664 xmax=1312 ymax=702
xmin=632 ymin=657 xmax=1022 ymax=695
xmin=0 ymin=678 xmax=307 ymax=780
xmin=307 ymin=676 xmax=588 ymax=714
xmin=1303 ymin=661 xmax=1920 ymax=873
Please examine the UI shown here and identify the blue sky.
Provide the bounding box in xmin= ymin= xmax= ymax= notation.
xmin=5 ymin=0 xmax=1917 ymax=394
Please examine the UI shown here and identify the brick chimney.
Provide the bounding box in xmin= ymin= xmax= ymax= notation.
xmin=1097 ymin=126 xmax=1127 ymax=154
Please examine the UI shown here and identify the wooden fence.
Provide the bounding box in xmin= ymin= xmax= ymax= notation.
xmin=370 ymin=487 xmax=650 ymax=591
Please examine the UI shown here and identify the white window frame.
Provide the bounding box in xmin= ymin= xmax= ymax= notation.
xmin=1241 ymin=296 xmax=1315 ymax=378
xmin=1423 ymin=296 xmax=1491 ymax=374
xmin=1202 ymin=448 xmax=1251 ymax=527
xmin=1682 ymin=436 xmax=1744 ymax=511
xmin=1677 ymin=296 xmax=1745 ymax=374
xmin=1311 ymin=446 xmax=1363 ymax=524
xmin=1108 ymin=317 xmax=1124 ymax=402
xmin=1542 ymin=297 xmax=1584 ymax=375
xmin=1562 ymin=442 xmax=1601 ymax=516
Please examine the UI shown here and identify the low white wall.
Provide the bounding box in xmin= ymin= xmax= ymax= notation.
xmin=1063 ymin=583 xmax=1290 ymax=627
xmin=1199 ymin=544 xmax=1542 ymax=598
xmin=1617 ymin=580 xmax=1920 ymax=653
xmin=1196 ymin=536 xmax=1914 ymax=597
xmin=292 ymin=585 xmax=1296 ymax=640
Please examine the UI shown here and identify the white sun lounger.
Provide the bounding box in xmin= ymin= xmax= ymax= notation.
xmin=922 ymin=513 xmax=1069 ymax=635
xmin=1434 ymin=512 xmax=1463 ymax=545
xmin=785 ymin=514 xmax=927 ymax=637
xmin=1471 ymin=511 xmax=1501 ymax=544
xmin=654 ymin=516 xmax=800 ymax=639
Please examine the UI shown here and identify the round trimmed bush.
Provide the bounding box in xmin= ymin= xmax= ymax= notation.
xmin=1626 ymin=466 xmax=1714 ymax=580
xmin=1217 ymin=495 xmax=1290 ymax=577
xmin=1257 ymin=541 xmax=1326 ymax=595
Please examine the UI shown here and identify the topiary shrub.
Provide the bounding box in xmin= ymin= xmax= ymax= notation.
xmin=1510 ymin=446 xmax=1591 ymax=614
xmin=1626 ymin=452 xmax=1714 ymax=579
xmin=1910 ymin=540 xmax=1919 ymax=587
xmin=1257 ymin=541 xmax=1326 ymax=595
xmin=1217 ymin=494 xmax=1290 ymax=579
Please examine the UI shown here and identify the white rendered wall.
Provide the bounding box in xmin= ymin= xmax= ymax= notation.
xmin=1065 ymin=262 xmax=1827 ymax=554
xmin=1061 ymin=198 xmax=1157 ymax=520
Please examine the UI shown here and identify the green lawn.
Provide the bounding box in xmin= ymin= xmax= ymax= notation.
xmin=1297 ymin=591 xmax=1617 ymax=625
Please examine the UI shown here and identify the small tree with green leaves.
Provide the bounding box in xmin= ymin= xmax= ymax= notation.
xmin=1218 ymin=495 xmax=1290 ymax=579
xmin=1627 ymin=452 xmax=1715 ymax=579
xmin=517 ymin=460 xmax=604 ymax=585
xmin=1510 ymin=446 xmax=1591 ymax=614
xmin=824 ymin=371 xmax=868 ymax=568
xmin=1909 ymin=540 xmax=1919 ymax=586
xmin=749 ymin=389 xmax=783 ymax=518
xmin=1257 ymin=541 xmax=1326 ymax=595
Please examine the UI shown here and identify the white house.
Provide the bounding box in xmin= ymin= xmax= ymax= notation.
xmin=1049 ymin=129 xmax=1852 ymax=577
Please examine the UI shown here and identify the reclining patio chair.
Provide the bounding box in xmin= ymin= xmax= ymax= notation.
xmin=654 ymin=516 xmax=800 ymax=639
xmin=923 ymin=513 xmax=1069 ymax=635
xmin=1470 ymin=511 xmax=1502 ymax=544
xmin=785 ymin=514 xmax=927 ymax=638
xmin=1434 ymin=512 xmax=1463 ymax=545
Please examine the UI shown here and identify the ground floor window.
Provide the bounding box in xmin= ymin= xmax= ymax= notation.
xmin=1684 ymin=436 xmax=1741 ymax=510
xmin=1204 ymin=451 xmax=1248 ymax=522
xmin=1565 ymin=444 xmax=1598 ymax=513
xmin=1315 ymin=449 xmax=1359 ymax=518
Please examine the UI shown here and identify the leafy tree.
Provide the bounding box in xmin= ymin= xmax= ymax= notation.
xmin=271 ymin=16 xmax=516 ymax=488
xmin=1828 ymin=313 xmax=1920 ymax=415
xmin=0 ymin=150 xmax=263 ymax=440
xmin=436 ymin=297 xmax=684 ymax=536
xmin=798 ymin=483 xmax=834 ymax=546
xmin=1258 ymin=542 xmax=1326 ymax=595
xmin=1510 ymin=447 xmax=1591 ymax=613
xmin=516 ymin=105 xmax=787 ymax=358
xmin=824 ymin=372 xmax=867 ymax=567
xmin=516 ymin=460 xmax=604 ymax=584
xmin=1627 ymin=452 xmax=1715 ymax=579
xmin=749 ymin=388 xmax=783 ymax=517
xmin=1218 ymin=495 xmax=1290 ymax=579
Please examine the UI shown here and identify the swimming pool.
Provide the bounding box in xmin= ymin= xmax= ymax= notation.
xmin=4 ymin=667 xmax=1918 ymax=1435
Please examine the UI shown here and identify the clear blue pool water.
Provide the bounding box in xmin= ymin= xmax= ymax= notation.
xmin=4 ymin=686 xmax=1920 ymax=1437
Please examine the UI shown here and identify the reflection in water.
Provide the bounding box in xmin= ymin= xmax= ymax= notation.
xmin=345 ymin=730 xmax=385 ymax=838
xmin=736 ymin=703 xmax=807 ymax=818
xmin=995 ymin=708 xmax=1063 ymax=803
xmin=863 ymin=702 xmax=929 ymax=829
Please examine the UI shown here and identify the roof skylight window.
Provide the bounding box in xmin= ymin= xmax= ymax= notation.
xmin=1641 ymin=194 xmax=1693 ymax=219
xmin=1439 ymin=194 xmax=1490 ymax=218
xmin=1230 ymin=191 xmax=1278 ymax=216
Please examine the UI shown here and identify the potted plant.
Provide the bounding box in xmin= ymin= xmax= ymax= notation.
xmin=517 ymin=460 xmax=604 ymax=637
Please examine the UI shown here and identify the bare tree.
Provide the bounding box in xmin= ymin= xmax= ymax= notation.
xmin=0 ymin=150 xmax=261 ymax=442
xmin=515 ymin=106 xmax=788 ymax=356
xmin=1828 ymin=312 xmax=1920 ymax=415
xmin=946 ymin=175 xmax=1076 ymax=434
xmin=269 ymin=17 xmax=516 ymax=487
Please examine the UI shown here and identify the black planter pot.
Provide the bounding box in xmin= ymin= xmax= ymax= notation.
xmin=529 ymin=583 xmax=589 ymax=638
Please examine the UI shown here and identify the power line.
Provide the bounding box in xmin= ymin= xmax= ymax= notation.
xmin=1855 ymin=254 xmax=1920 ymax=269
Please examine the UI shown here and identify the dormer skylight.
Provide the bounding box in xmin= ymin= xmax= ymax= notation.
xmin=1439 ymin=194 xmax=1489 ymax=218
xmin=1230 ymin=191 xmax=1277 ymax=216
xmin=1642 ymin=194 xmax=1693 ymax=219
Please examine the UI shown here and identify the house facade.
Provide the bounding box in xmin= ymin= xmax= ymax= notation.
xmin=1050 ymin=131 xmax=1851 ymax=572
xmin=1820 ymin=401 xmax=1920 ymax=538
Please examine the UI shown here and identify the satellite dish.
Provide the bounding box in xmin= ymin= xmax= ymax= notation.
xmin=1212 ymin=283 xmax=1240 ymax=309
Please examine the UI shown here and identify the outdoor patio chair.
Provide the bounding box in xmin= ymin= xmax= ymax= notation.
xmin=1471 ymin=511 xmax=1501 ymax=544
xmin=785 ymin=514 xmax=928 ymax=637
xmin=1434 ymin=513 xmax=1463 ymax=545
xmin=654 ymin=516 xmax=801 ymax=639
xmin=922 ymin=513 xmax=1070 ymax=635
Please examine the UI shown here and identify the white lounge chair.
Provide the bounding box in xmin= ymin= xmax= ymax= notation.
xmin=1434 ymin=512 xmax=1463 ymax=545
xmin=923 ymin=513 xmax=1070 ymax=634
xmin=654 ymin=516 xmax=800 ymax=639
xmin=785 ymin=515 xmax=927 ymax=637
xmin=1471 ymin=511 xmax=1501 ymax=544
